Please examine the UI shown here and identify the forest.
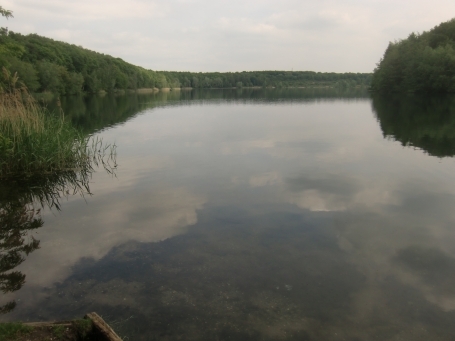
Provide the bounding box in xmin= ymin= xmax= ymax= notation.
xmin=0 ymin=31 xmax=160 ymax=94
xmin=371 ymin=18 xmax=455 ymax=93
xmin=0 ymin=30 xmax=371 ymax=94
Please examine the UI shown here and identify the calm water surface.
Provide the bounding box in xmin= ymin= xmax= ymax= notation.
xmin=2 ymin=89 xmax=455 ymax=340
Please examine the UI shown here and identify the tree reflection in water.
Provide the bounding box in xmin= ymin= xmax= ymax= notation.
xmin=0 ymin=150 xmax=116 ymax=314
xmin=0 ymin=200 xmax=41 ymax=314
xmin=372 ymin=94 xmax=455 ymax=158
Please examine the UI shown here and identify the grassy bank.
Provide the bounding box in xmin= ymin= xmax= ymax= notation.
xmin=0 ymin=73 xmax=114 ymax=178
xmin=0 ymin=313 xmax=122 ymax=340
xmin=0 ymin=319 xmax=94 ymax=341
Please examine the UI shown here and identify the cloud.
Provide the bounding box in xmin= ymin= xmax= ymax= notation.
xmin=10 ymin=0 xmax=166 ymax=20
xmin=3 ymin=0 xmax=455 ymax=72
xmin=217 ymin=17 xmax=278 ymax=35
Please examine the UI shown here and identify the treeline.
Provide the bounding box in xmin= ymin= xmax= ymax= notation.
xmin=0 ymin=30 xmax=372 ymax=94
xmin=371 ymin=18 xmax=455 ymax=93
xmin=161 ymin=70 xmax=372 ymax=89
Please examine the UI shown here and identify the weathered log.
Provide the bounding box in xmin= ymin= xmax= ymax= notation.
xmin=85 ymin=312 xmax=122 ymax=341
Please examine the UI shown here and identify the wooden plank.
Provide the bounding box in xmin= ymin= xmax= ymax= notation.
xmin=86 ymin=312 xmax=123 ymax=341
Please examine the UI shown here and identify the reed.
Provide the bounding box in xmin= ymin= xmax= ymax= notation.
xmin=0 ymin=69 xmax=115 ymax=178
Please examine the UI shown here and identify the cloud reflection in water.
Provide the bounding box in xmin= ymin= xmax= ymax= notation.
xmin=4 ymin=92 xmax=455 ymax=340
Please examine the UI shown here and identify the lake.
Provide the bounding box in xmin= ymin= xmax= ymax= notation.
xmin=2 ymin=88 xmax=455 ymax=340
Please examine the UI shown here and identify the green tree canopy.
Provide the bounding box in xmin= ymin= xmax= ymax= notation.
xmin=372 ymin=18 xmax=455 ymax=93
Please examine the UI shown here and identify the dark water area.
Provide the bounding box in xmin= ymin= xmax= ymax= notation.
xmin=2 ymin=88 xmax=455 ymax=340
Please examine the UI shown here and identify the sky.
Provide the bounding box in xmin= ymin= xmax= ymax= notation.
xmin=2 ymin=0 xmax=455 ymax=73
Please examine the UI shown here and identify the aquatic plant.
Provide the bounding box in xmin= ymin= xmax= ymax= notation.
xmin=0 ymin=68 xmax=116 ymax=178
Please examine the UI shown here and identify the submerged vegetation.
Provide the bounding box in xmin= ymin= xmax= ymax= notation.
xmin=372 ymin=18 xmax=455 ymax=93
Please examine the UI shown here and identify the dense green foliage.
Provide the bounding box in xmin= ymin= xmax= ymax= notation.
xmin=372 ymin=94 xmax=455 ymax=157
xmin=0 ymin=31 xmax=160 ymax=94
xmin=0 ymin=31 xmax=371 ymax=94
xmin=372 ymin=18 xmax=455 ymax=93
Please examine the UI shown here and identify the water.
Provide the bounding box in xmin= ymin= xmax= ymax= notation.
xmin=2 ymin=88 xmax=455 ymax=340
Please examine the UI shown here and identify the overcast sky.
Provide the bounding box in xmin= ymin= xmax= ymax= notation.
xmin=2 ymin=0 xmax=455 ymax=73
